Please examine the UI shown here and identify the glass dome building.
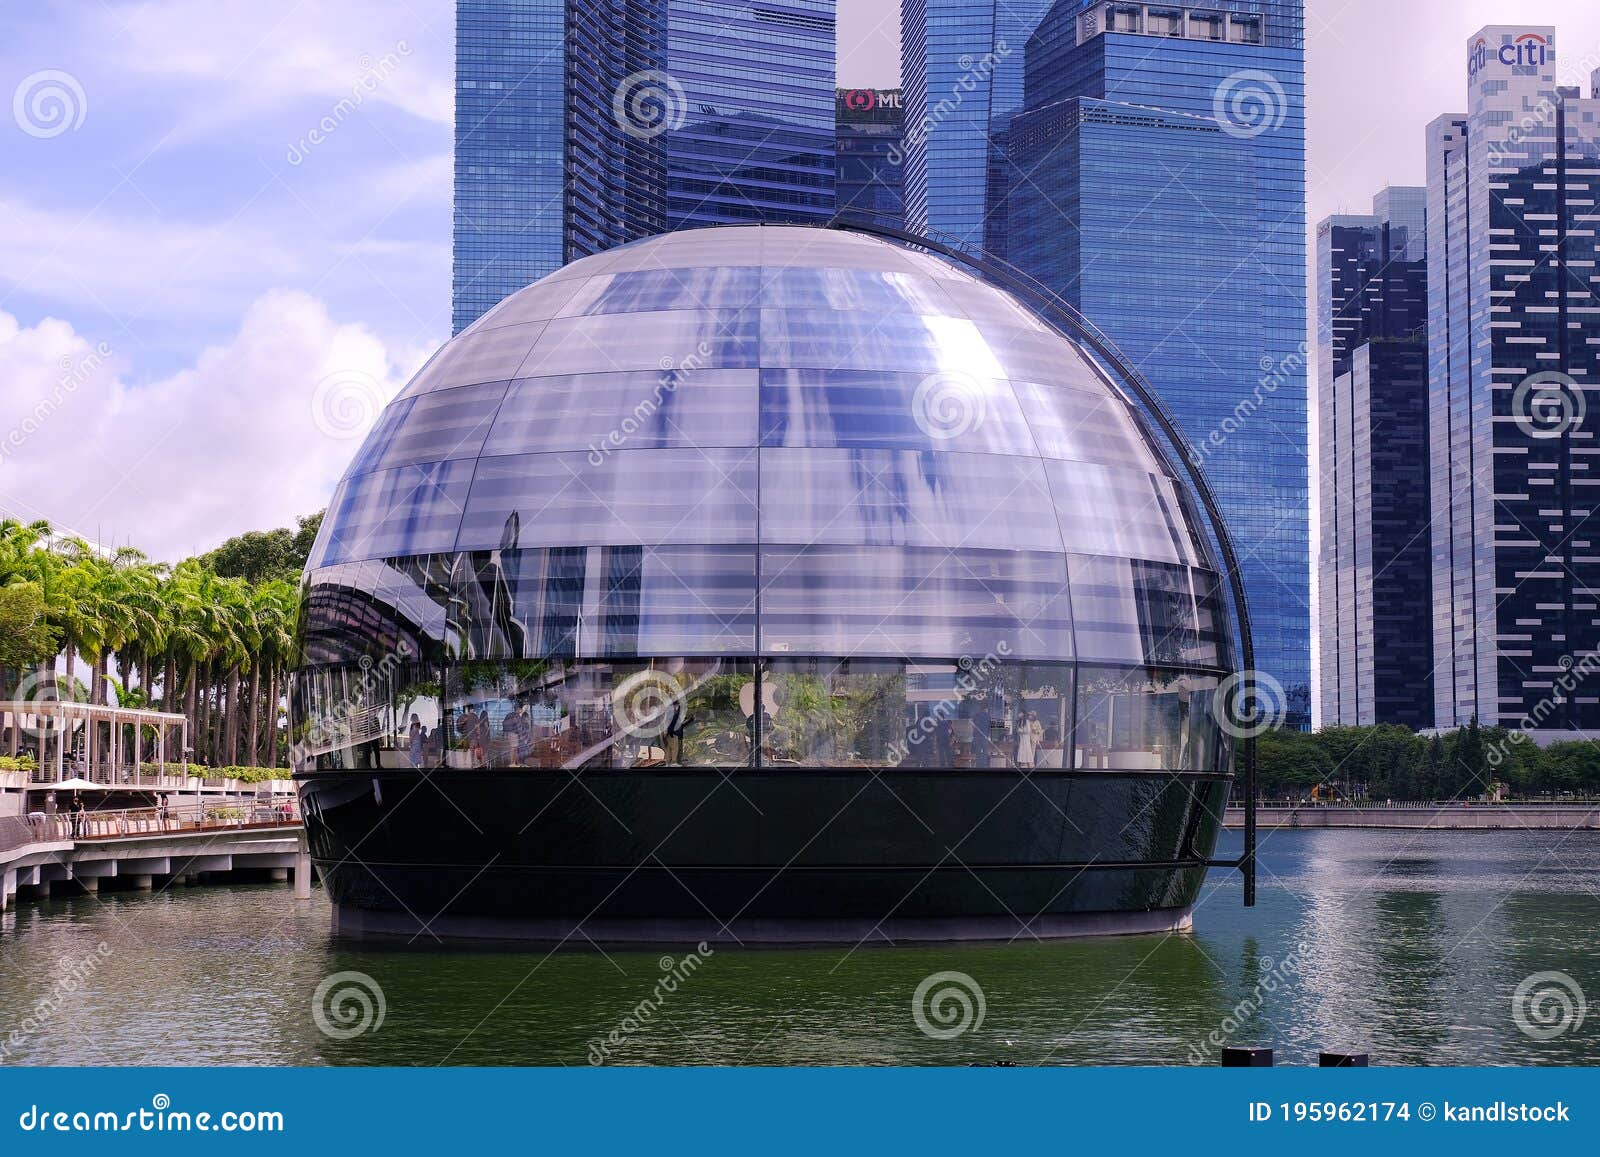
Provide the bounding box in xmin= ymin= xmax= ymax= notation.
xmin=292 ymin=225 xmax=1239 ymax=943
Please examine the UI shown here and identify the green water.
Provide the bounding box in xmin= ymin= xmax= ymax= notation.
xmin=3 ymin=829 xmax=1597 ymax=1066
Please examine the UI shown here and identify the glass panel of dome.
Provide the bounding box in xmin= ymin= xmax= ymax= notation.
xmin=758 ymin=268 xmax=958 ymax=315
xmin=1045 ymin=460 xmax=1192 ymax=564
xmin=981 ymin=324 xmax=1113 ymax=384
xmin=759 ymin=449 xmax=1062 ymax=552
xmin=758 ymin=545 xmax=1073 ymax=659
xmin=1189 ymin=568 xmax=1233 ymax=670
xmin=759 ymin=309 xmax=1006 ymax=376
xmin=633 ymin=546 xmax=756 ymax=656
xmin=481 ymin=545 xmax=755 ymax=659
xmin=348 ymin=380 xmax=510 ymax=477
xmin=595 ymin=236 xmax=766 ymax=274
xmin=484 ymin=370 xmax=758 ymax=457
xmin=935 ymin=279 xmax=1053 ymax=332
xmin=757 ymin=368 xmax=1035 ymax=455
xmin=465 ymin=279 xmax=587 ymax=335
xmin=397 ymin=326 xmax=547 ymax=399
xmin=311 ymin=459 xmax=473 ymax=567
xmin=1074 ymin=666 xmax=1221 ymax=772
xmin=1066 ymin=554 xmax=1144 ymax=664
xmin=519 ymin=309 xmax=760 ymax=376
xmin=456 ymin=449 xmax=757 ymax=551
xmin=1009 ymin=379 xmax=1154 ymax=469
xmin=1129 ymin=559 xmax=1202 ymax=666
xmin=554 ymin=267 xmax=763 ymax=315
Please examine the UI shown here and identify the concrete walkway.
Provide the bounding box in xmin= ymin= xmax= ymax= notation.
xmin=1223 ymin=804 xmax=1600 ymax=830
xmin=0 ymin=820 xmax=311 ymax=909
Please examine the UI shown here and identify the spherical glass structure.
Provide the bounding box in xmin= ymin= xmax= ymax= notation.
xmin=292 ymin=225 xmax=1238 ymax=942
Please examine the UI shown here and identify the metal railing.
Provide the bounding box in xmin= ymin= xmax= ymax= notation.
xmin=1 ymin=797 xmax=300 ymax=853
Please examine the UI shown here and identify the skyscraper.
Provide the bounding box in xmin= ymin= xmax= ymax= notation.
xmin=1316 ymin=188 xmax=1432 ymax=728
xmin=452 ymin=0 xmax=836 ymax=334
xmin=1428 ymin=27 xmax=1600 ymax=735
xmin=1002 ymin=1 xmax=1311 ymax=727
xmin=663 ymin=2 xmax=836 ymax=231
xmin=900 ymin=0 xmax=1056 ymax=260
xmin=835 ymin=87 xmax=905 ymax=230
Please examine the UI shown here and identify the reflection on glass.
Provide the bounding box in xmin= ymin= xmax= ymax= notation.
xmin=291 ymin=658 xmax=1222 ymax=773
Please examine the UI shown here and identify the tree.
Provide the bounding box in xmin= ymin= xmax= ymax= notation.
xmin=0 ymin=582 xmax=58 ymax=673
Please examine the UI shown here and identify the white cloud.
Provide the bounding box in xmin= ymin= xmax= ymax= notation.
xmin=0 ymin=290 xmax=427 ymax=561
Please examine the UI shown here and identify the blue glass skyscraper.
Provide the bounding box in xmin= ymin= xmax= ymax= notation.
xmin=1000 ymin=1 xmax=1310 ymax=726
xmin=452 ymin=1 xmax=835 ymax=334
xmin=665 ymin=2 xmax=836 ymax=230
xmin=900 ymin=0 xmax=1056 ymax=260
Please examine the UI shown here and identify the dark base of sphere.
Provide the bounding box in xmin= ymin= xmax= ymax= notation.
xmin=297 ymin=767 xmax=1230 ymax=945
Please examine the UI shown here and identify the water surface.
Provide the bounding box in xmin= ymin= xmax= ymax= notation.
xmin=3 ymin=828 xmax=1597 ymax=1065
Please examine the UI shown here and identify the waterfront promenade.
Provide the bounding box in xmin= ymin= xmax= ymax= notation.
xmin=0 ymin=804 xmax=309 ymax=909
xmin=1224 ymin=802 xmax=1600 ymax=830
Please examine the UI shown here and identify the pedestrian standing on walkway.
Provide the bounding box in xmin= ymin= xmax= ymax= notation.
xmin=70 ymin=792 xmax=85 ymax=838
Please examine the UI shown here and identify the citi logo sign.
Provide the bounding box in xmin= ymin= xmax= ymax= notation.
xmin=1472 ymin=32 xmax=1550 ymax=77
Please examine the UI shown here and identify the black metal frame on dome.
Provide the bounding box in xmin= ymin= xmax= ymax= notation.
xmin=827 ymin=215 xmax=1258 ymax=906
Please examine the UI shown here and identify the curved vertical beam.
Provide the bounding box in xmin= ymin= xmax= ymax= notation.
xmin=825 ymin=217 xmax=1258 ymax=905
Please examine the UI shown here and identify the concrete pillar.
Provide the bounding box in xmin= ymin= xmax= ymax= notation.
xmin=35 ymin=880 xmax=52 ymax=899
xmin=1 ymin=869 xmax=12 ymax=910
xmin=130 ymin=875 xmax=154 ymax=891
xmin=184 ymin=874 xmax=198 ymax=887
xmin=293 ymin=852 xmax=313 ymax=899
xmin=77 ymin=877 xmax=98 ymax=894
xmin=268 ymin=867 xmax=289 ymax=883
